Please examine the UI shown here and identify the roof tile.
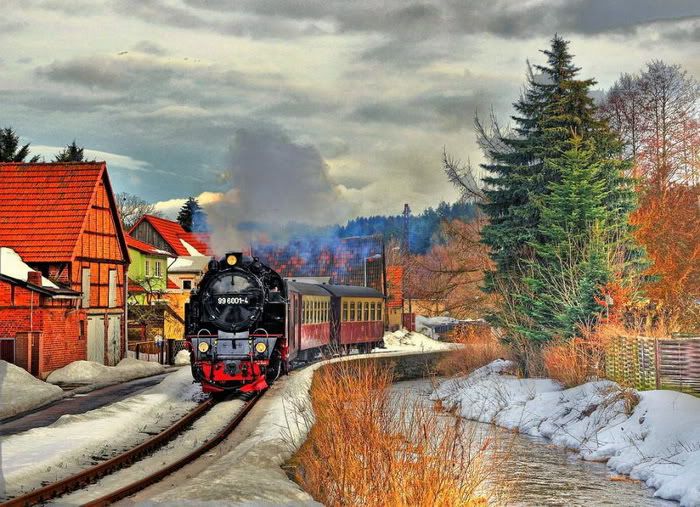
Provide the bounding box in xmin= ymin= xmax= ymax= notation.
xmin=0 ymin=162 xmax=105 ymax=261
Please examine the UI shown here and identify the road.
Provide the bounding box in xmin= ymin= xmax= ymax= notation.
xmin=0 ymin=372 xmax=172 ymax=437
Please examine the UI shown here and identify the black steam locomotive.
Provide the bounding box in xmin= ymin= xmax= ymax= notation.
xmin=185 ymin=252 xmax=288 ymax=394
xmin=185 ymin=251 xmax=386 ymax=394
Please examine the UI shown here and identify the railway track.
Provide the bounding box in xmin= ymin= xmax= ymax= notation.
xmin=2 ymin=392 xmax=263 ymax=507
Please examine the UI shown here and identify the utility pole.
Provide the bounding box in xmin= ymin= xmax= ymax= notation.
xmin=402 ymin=204 xmax=412 ymax=327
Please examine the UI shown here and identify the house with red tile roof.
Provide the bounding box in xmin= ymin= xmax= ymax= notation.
xmin=0 ymin=162 xmax=129 ymax=376
xmin=129 ymin=214 xmax=211 ymax=257
xmin=125 ymin=234 xmax=170 ymax=304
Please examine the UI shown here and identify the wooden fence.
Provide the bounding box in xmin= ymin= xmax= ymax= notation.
xmin=606 ymin=335 xmax=700 ymax=396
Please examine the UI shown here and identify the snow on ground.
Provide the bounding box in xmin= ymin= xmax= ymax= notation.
xmin=174 ymin=349 xmax=191 ymax=366
xmin=432 ymin=360 xmax=700 ymax=506
xmin=0 ymin=367 xmax=202 ymax=499
xmin=46 ymin=358 xmax=164 ymax=385
xmin=375 ymin=329 xmax=459 ymax=353
xmin=0 ymin=361 xmax=64 ymax=420
xmin=149 ymin=362 xmax=324 ymax=506
xmin=53 ymin=398 xmax=246 ymax=505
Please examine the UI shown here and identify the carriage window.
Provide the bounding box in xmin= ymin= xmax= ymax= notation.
xmin=303 ymin=300 xmax=307 ymax=324
xmin=315 ymin=300 xmax=319 ymax=323
xmin=350 ymin=301 xmax=355 ymax=321
xmin=343 ymin=302 xmax=348 ymax=322
xmin=377 ymin=304 xmax=382 ymax=321
xmin=364 ymin=302 xmax=369 ymax=321
xmin=370 ymin=303 xmax=376 ymax=321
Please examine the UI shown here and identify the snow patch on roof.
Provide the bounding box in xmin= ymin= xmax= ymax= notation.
xmin=180 ymin=238 xmax=203 ymax=256
xmin=0 ymin=247 xmax=58 ymax=288
xmin=168 ymin=255 xmax=209 ymax=273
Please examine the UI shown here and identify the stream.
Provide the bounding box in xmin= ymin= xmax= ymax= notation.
xmin=392 ymin=379 xmax=675 ymax=506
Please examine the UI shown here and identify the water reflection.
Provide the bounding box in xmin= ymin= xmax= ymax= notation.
xmin=391 ymin=379 xmax=675 ymax=507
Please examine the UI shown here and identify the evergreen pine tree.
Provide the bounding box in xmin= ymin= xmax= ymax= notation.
xmin=478 ymin=35 xmax=639 ymax=343
xmin=177 ymin=197 xmax=203 ymax=232
xmin=54 ymin=140 xmax=86 ymax=162
xmin=0 ymin=127 xmax=40 ymax=162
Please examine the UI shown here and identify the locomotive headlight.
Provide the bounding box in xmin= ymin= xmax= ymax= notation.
xmin=198 ymin=341 xmax=210 ymax=353
xmin=254 ymin=342 xmax=267 ymax=354
xmin=226 ymin=254 xmax=238 ymax=266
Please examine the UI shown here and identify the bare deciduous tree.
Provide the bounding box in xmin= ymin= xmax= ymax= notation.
xmin=116 ymin=192 xmax=161 ymax=231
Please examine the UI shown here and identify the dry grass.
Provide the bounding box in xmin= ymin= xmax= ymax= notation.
xmin=437 ymin=324 xmax=508 ymax=377
xmin=288 ymin=360 xmax=505 ymax=506
xmin=542 ymin=339 xmax=592 ymax=388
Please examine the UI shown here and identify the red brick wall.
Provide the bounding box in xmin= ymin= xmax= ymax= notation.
xmin=0 ymin=278 xmax=86 ymax=376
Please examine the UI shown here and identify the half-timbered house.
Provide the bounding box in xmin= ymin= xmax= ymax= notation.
xmin=0 ymin=162 xmax=129 ymax=375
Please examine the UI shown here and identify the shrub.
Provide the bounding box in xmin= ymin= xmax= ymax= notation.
xmin=289 ymin=360 xmax=502 ymax=506
xmin=437 ymin=324 xmax=508 ymax=377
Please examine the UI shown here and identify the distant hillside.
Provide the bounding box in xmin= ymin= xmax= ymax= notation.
xmin=338 ymin=201 xmax=477 ymax=253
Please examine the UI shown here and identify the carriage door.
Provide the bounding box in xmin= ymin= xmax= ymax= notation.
xmin=87 ymin=316 xmax=105 ymax=363
xmin=107 ymin=316 xmax=122 ymax=365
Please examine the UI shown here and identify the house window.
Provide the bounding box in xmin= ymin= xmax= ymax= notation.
xmin=81 ymin=267 xmax=91 ymax=308
xmin=182 ymin=280 xmax=192 ymax=290
xmin=108 ymin=269 xmax=117 ymax=308
xmin=154 ymin=261 xmax=162 ymax=277
xmin=145 ymin=260 xmax=150 ymax=276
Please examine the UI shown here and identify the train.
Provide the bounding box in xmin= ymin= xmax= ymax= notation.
xmin=185 ymin=252 xmax=385 ymax=394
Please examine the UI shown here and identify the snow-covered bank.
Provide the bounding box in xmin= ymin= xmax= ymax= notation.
xmin=148 ymin=360 xmax=323 ymax=506
xmin=433 ymin=360 xmax=700 ymax=506
xmin=148 ymin=350 xmax=451 ymax=505
xmin=374 ymin=329 xmax=458 ymax=353
xmin=0 ymin=361 xmax=64 ymax=420
xmin=1 ymin=367 xmax=201 ymax=499
xmin=46 ymin=358 xmax=164 ymax=385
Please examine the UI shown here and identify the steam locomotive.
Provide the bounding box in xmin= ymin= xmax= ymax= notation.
xmin=185 ymin=252 xmax=385 ymax=394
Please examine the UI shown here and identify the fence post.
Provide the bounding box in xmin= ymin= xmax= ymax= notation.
xmin=654 ymin=338 xmax=661 ymax=390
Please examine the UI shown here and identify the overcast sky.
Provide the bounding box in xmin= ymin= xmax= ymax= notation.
xmin=2 ymin=0 xmax=699 ymax=227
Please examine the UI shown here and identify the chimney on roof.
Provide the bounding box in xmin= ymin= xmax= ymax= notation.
xmin=27 ymin=271 xmax=43 ymax=286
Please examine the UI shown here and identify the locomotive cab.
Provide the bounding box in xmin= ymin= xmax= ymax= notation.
xmin=185 ymin=252 xmax=287 ymax=394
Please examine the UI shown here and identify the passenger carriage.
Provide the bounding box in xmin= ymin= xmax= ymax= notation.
xmin=323 ymin=285 xmax=385 ymax=353
xmin=286 ymin=281 xmax=332 ymax=361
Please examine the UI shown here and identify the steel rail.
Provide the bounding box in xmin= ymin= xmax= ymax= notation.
xmin=82 ymin=391 xmax=263 ymax=506
xmin=1 ymin=398 xmax=215 ymax=507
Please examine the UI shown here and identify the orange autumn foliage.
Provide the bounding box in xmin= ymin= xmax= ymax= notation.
xmin=631 ymin=183 xmax=700 ymax=328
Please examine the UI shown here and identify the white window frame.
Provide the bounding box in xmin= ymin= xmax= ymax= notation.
xmin=108 ymin=269 xmax=117 ymax=308
xmin=81 ymin=267 xmax=91 ymax=308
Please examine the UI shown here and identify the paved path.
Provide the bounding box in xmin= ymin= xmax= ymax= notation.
xmin=0 ymin=373 xmax=172 ymax=437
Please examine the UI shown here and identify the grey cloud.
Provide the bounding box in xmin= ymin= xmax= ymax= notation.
xmin=36 ymin=56 xmax=178 ymax=90
xmin=350 ymin=102 xmax=427 ymax=126
xmin=349 ymin=90 xmax=498 ymax=131
xmin=0 ymin=18 xmax=28 ymax=34
xmin=658 ymin=19 xmax=700 ymax=42
xmin=113 ymin=0 xmax=331 ymax=39
xmin=22 ymin=92 xmax=128 ymax=113
xmin=132 ymin=40 xmax=169 ymax=56
xmin=166 ymin=0 xmax=700 ymax=39
xmin=257 ymin=94 xmax=340 ymax=118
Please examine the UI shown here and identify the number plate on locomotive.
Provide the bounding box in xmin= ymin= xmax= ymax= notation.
xmin=217 ymin=296 xmax=250 ymax=305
